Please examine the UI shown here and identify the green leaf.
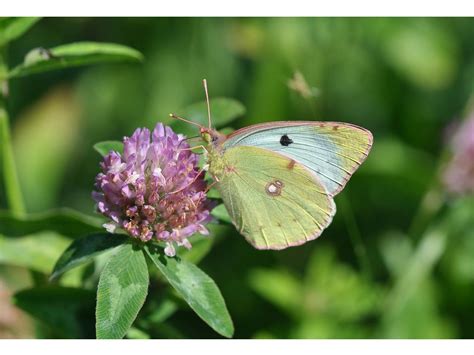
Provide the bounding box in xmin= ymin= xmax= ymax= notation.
xmin=178 ymin=234 xmax=214 ymax=264
xmin=380 ymin=231 xmax=414 ymax=277
xmin=173 ymin=98 xmax=245 ymax=133
xmin=178 ymin=224 xmax=231 ymax=264
xmin=206 ymin=187 xmax=221 ymax=199
xmin=9 ymin=41 xmax=144 ymax=78
xmin=362 ymin=138 xmax=434 ymax=186
xmin=305 ymin=247 xmax=383 ymax=322
xmin=126 ymin=327 xmax=150 ymax=339
xmin=93 ymin=140 xmax=123 ymax=157
xmin=11 ymin=87 xmax=81 ymax=212
xmin=385 ymin=219 xmax=450 ymax=319
xmin=0 ymin=232 xmax=70 ymax=273
xmin=13 ymin=286 xmax=95 ymax=338
xmin=96 ymin=243 xmax=149 ymax=339
xmin=51 ymin=232 xmax=128 ymax=281
xmin=147 ymin=297 xmax=179 ymax=324
xmin=211 ymin=204 xmax=232 ymax=224
xmin=145 ymin=244 xmax=234 ymax=338
xmin=0 ymin=108 xmax=25 ymax=216
xmin=249 ymin=268 xmax=304 ymax=318
xmin=0 ymin=208 xmax=102 ymax=238
xmin=0 ymin=17 xmax=41 ymax=47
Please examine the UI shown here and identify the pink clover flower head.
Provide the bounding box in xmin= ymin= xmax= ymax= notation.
xmin=93 ymin=123 xmax=215 ymax=256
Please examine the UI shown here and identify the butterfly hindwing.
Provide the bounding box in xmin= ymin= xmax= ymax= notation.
xmin=215 ymin=146 xmax=336 ymax=250
xmin=223 ymin=121 xmax=373 ymax=196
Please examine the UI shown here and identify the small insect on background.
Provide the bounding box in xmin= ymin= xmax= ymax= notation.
xmin=170 ymin=80 xmax=373 ymax=250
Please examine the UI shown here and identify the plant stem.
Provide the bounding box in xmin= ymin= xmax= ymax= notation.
xmin=383 ymin=225 xmax=447 ymax=324
xmin=382 ymin=152 xmax=450 ymax=329
xmin=339 ymin=192 xmax=373 ymax=280
xmin=0 ymin=45 xmax=25 ymax=216
xmin=407 ymin=158 xmax=448 ymax=242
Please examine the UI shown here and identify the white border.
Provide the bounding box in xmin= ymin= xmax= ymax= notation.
xmin=1 ymin=340 xmax=474 ymax=355
xmin=1 ymin=0 xmax=474 ymax=16
xmin=2 ymin=4 xmax=474 ymax=352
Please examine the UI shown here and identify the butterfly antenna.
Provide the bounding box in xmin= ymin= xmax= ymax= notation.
xmin=203 ymin=79 xmax=212 ymax=129
xmin=169 ymin=113 xmax=204 ymax=129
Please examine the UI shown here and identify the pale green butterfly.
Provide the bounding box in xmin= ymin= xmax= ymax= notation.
xmin=171 ymin=80 xmax=373 ymax=250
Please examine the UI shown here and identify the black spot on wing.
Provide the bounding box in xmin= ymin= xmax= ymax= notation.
xmin=280 ymin=134 xmax=293 ymax=146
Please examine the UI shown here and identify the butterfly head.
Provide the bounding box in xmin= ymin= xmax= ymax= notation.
xmin=200 ymin=127 xmax=226 ymax=147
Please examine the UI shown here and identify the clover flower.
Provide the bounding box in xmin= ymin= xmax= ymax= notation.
xmin=442 ymin=114 xmax=474 ymax=195
xmin=93 ymin=123 xmax=215 ymax=256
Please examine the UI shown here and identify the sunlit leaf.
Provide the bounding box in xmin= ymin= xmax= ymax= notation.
xmin=178 ymin=224 xmax=229 ymax=264
xmin=382 ymin=23 xmax=458 ymax=89
xmin=249 ymin=268 xmax=303 ymax=318
xmin=178 ymin=235 xmax=213 ymax=265
xmin=380 ymin=280 xmax=456 ymax=338
xmin=126 ymin=327 xmax=150 ymax=339
xmin=206 ymin=187 xmax=221 ymax=199
xmin=147 ymin=297 xmax=179 ymax=324
xmin=93 ymin=140 xmax=123 ymax=157
xmin=51 ymin=232 xmax=128 ymax=280
xmin=0 ymin=232 xmax=70 ymax=273
xmin=96 ymin=243 xmax=149 ymax=339
xmin=440 ymin=197 xmax=474 ymax=283
xmin=385 ymin=196 xmax=473 ymax=320
xmin=211 ymin=204 xmax=232 ymax=224
xmin=13 ymin=286 xmax=95 ymax=338
xmin=0 ymin=109 xmax=25 ymax=215
xmin=11 ymin=87 xmax=81 ymax=211
xmin=305 ymin=247 xmax=383 ymax=322
xmin=379 ymin=231 xmax=414 ymax=277
xmin=0 ymin=17 xmax=41 ymax=47
xmin=0 ymin=208 xmax=102 ymax=238
xmin=9 ymin=41 xmax=143 ymax=78
xmin=145 ymin=244 xmax=233 ymax=338
xmin=362 ymin=138 xmax=434 ymax=185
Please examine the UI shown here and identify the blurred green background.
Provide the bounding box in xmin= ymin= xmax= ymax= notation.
xmin=1 ymin=17 xmax=474 ymax=338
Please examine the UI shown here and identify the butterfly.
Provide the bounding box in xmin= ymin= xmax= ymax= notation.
xmin=171 ymin=80 xmax=373 ymax=250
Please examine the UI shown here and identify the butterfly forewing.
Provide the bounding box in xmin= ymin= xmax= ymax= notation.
xmin=223 ymin=121 xmax=373 ymax=196
xmin=216 ymin=146 xmax=336 ymax=250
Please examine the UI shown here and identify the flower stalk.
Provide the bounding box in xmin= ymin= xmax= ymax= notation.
xmin=0 ymin=45 xmax=25 ymax=216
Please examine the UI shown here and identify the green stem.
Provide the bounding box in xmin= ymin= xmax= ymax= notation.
xmin=382 ymin=153 xmax=450 ymax=328
xmin=407 ymin=157 xmax=448 ymax=241
xmin=383 ymin=226 xmax=447 ymax=324
xmin=339 ymin=192 xmax=373 ymax=280
xmin=0 ymin=45 xmax=25 ymax=216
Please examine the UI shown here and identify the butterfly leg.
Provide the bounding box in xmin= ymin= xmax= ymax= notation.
xmin=178 ymin=145 xmax=208 ymax=155
xmin=205 ymin=180 xmax=219 ymax=193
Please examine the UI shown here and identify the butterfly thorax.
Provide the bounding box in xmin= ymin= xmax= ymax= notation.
xmin=200 ymin=128 xmax=231 ymax=178
xmin=206 ymin=145 xmax=228 ymax=178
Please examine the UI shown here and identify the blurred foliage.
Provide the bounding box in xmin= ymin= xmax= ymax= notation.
xmin=1 ymin=17 xmax=474 ymax=338
xmin=249 ymin=246 xmax=384 ymax=338
xmin=13 ymin=286 xmax=95 ymax=338
xmin=9 ymin=41 xmax=143 ymax=78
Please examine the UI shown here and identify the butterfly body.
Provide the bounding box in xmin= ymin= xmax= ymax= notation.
xmin=200 ymin=121 xmax=373 ymax=250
